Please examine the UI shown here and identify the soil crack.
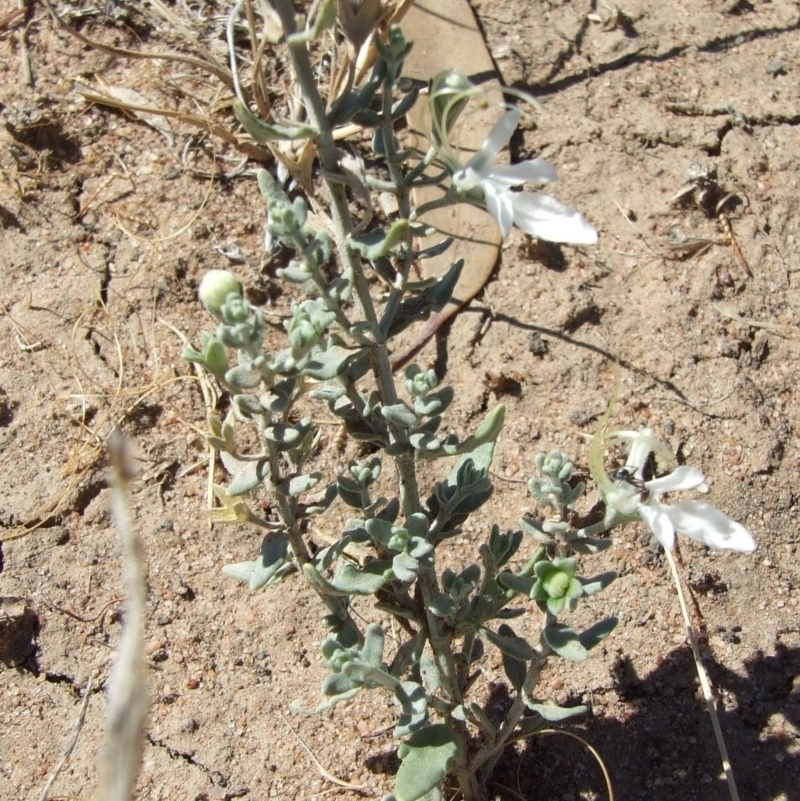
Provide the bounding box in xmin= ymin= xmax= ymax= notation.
xmin=146 ymin=733 xmax=234 ymax=790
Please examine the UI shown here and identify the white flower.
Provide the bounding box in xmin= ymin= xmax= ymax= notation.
xmin=450 ymin=108 xmax=598 ymax=245
xmin=604 ymin=428 xmax=756 ymax=553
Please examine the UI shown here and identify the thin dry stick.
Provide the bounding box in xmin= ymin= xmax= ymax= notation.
xmin=500 ymin=727 xmax=615 ymax=801
xmin=664 ymin=546 xmax=740 ymax=801
xmin=42 ymin=0 xmax=235 ymax=89
xmin=278 ymin=712 xmax=367 ymax=791
xmin=95 ymin=430 xmax=149 ymax=801
xmin=158 ymin=317 xmax=219 ymax=523
xmin=37 ymin=674 xmax=94 ymax=801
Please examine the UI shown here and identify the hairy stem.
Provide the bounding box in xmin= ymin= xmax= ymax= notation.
xmin=272 ymin=0 xmax=421 ymax=516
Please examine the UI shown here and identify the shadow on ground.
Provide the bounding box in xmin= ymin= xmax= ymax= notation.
xmin=493 ymin=642 xmax=800 ymax=800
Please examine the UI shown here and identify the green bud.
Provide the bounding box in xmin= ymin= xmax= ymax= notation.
xmin=532 ymin=557 xmax=583 ymax=615
xmin=198 ymin=270 xmax=243 ymax=318
xmin=429 ymin=70 xmax=474 ymax=147
xmin=542 ymin=570 xmax=570 ymax=598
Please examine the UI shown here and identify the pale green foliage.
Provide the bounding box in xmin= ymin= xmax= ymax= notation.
xmin=183 ymin=7 xmax=619 ymax=801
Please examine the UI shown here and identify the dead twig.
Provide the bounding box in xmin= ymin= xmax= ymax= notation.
xmin=95 ymin=430 xmax=149 ymax=801
xmin=278 ymin=712 xmax=367 ymax=791
xmin=37 ymin=675 xmax=94 ymax=801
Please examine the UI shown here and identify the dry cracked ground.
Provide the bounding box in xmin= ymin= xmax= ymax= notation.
xmin=1 ymin=1 xmax=799 ymax=800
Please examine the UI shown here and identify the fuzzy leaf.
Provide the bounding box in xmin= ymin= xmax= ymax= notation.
xmin=222 ymin=531 xmax=290 ymax=590
xmin=579 ymin=571 xmax=617 ymax=595
xmin=361 ymin=624 xmax=385 ymax=667
xmin=276 ymin=472 xmax=322 ymax=497
xmin=566 ymin=534 xmax=613 ymax=554
xmin=303 ymin=347 xmax=368 ymax=380
xmin=482 ymin=626 xmax=535 ymax=661
xmin=382 ymin=402 xmax=419 ymax=430
xmin=497 ymin=572 xmax=536 ymax=597
xmin=220 ymin=452 xmax=270 ymax=496
xmin=365 ymin=517 xmax=395 ymax=546
xmin=544 ymin=623 xmax=588 ymax=662
xmin=225 ymin=364 xmax=263 ymax=389
xmin=392 ymin=551 xmax=420 ymax=583
xmin=396 ymin=725 xmax=459 ymax=801
xmin=525 ymin=702 xmax=588 ymax=722
xmin=234 ymin=99 xmax=317 ymax=141
xmin=322 ymin=672 xmax=362 ymax=696
xmin=331 ymin=560 xmax=391 ymax=595
xmin=264 ymin=422 xmax=309 ymax=449
xmin=579 ymin=617 xmax=618 ymax=651
xmin=498 ymin=624 xmax=527 ymax=691
xmin=394 ymin=681 xmax=428 ymax=737
xmin=427 ymin=595 xmax=456 ymax=618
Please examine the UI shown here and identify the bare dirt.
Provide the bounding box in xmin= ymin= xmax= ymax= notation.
xmin=1 ymin=1 xmax=799 ymax=800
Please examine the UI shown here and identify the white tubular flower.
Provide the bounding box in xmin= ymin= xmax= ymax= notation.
xmin=604 ymin=428 xmax=756 ymax=553
xmin=451 ymin=107 xmax=598 ymax=245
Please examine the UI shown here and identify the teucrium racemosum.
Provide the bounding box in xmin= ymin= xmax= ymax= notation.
xmin=182 ymin=5 xmax=754 ymax=799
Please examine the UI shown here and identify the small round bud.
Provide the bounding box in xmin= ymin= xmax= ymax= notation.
xmin=198 ymin=270 xmax=243 ymax=318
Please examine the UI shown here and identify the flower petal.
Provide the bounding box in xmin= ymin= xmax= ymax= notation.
xmin=646 ymin=466 xmax=705 ymax=495
xmin=484 ymin=181 xmax=514 ymax=238
xmin=466 ymin=107 xmax=520 ymax=178
xmin=490 ymin=159 xmax=558 ymax=188
xmin=638 ymin=501 xmax=675 ymax=549
xmin=511 ymin=192 xmax=598 ymax=245
xmin=624 ymin=427 xmax=656 ymax=477
xmin=664 ymin=501 xmax=756 ymax=552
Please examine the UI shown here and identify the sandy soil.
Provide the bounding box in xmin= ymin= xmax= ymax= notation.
xmin=1 ymin=1 xmax=799 ymax=800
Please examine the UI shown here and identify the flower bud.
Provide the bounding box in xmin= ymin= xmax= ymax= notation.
xmin=429 ymin=70 xmax=474 ymax=147
xmin=199 ymin=270 xmax=243 ymax=318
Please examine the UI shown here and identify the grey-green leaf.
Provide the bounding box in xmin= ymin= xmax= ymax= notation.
xmin=544 ymin=623 xmax=589 ymax=662
xmin=579 ymin=571 xmax=617 ymax=595
xmin=234 ymin=99 xmax=318 ymax=141
xmin=497 ymin=572 xmax=536 ymax=597
xmin=221 ymin=452 xmax=270 ymax=496
xmin=566 ymin=534 xmax=613 ymax=554
xmin=498 ymin=624 xmax=527 ymax=691
xmin=579 ymin=617 xmax=618 ymax=651
xmin=382 ymin=402 xmax=419 ymax=430
xmin=394 ymin=681 xmax=428 ymax=738
xmin=395 ymin=724 xmax=459 ymax=801
xmin=481 ymin=626 xmax=535 ymax=661
xmin=222 ymin=531 xmax=290 ymax=590
xmin=525 ymin=702 xmax=588 ymax=722
xmin=276 ymin=472 xmax=322 ymax=497
xmin=331 ymin=560 xmax=391 ymax=595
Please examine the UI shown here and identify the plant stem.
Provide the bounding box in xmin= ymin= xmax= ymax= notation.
xmin=272 ymin=0 xmax=422 ymax=516
xmin=469 ymin=614 xmax=553 ymax=782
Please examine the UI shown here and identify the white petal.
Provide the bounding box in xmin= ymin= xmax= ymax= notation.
xmin=466 ymin=108 xmax=521 ymax=178
xmin=511 ymin=192 xmax=598 ymax=245
xmin=484 ymin=181 xmax=514 ymax=238
xmin=646 ymin=466 xmax=705 ymax=495
xmin=489 ymin=159 xmax=558 ymax=188
xmin=639 ymin=501 xmax=675 ymax=549
xmin=665 ymin=501 xmax=756 ymax=552
xmin=625 ymin=427 xmax=655 ymax=476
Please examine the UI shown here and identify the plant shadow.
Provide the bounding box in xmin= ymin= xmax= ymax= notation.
xmin=490 ymin=641 xmax=800 ymax=800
